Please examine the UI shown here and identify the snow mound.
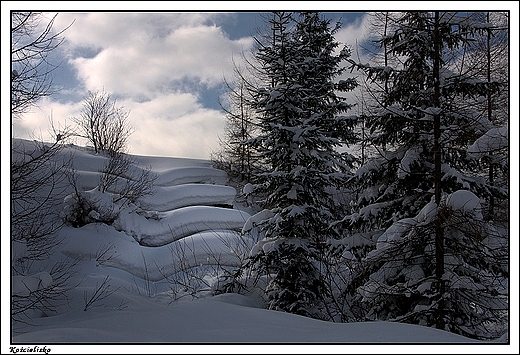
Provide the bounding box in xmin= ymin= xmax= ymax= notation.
xmin=155 ymin=166 xmax=228 ymax=186
xmin=58 ymin=223 xmax=251 ymax=281
xmin=128 ymin=206 xmax=250 ymax=247
xmin=70 ymin=170 xmax=102 ymax=190
xmin=54 ymin=142 xmax=251 ymax=278
xmin=139 ymin=183 xmax=236 ymax=211
xmin=10 ymin=294 xmax=478 ymax=343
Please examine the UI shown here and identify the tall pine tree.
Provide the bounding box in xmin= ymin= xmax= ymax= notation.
xmin=345 ymin=11 xmax=508 ymax=339
xmin=243 ymin=12 xmax=358 ymax=318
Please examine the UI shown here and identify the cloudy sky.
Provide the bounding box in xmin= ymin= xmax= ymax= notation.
xmin=6 ymin=3 xmax=518 ymax=159
xmin=7 ymin=6 xmax=372 ymax=159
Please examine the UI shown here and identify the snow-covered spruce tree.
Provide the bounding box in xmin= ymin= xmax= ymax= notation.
xmin=242 ymin=12 xmax=358 ymax=318
xmin=345 ymin=12 xmax=508 ymax=339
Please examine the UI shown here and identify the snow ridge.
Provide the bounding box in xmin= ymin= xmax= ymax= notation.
xmin=59 ymin=145 xmax=251 ymax=281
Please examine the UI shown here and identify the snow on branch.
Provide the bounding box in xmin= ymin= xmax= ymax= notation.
xmin=467 ymin=125 xmax=508 ymax=159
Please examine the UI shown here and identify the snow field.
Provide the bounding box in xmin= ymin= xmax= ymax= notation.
xmin=10 ymin=141 xmax=507 ymax=346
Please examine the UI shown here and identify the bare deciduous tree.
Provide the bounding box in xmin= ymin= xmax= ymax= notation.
xmin=11 ymin=140 xmax=71 ymax=266
xmin=11 ymin=140 xmax=79 ymax=326
xmin=11 ymin=12 xmax=79 ymax=327
xmin=213 ymin=57 xmax=261 ymax=182
xmin=72 ymin=89 xmax=133 ymax=155
xmin=11 ymin=12 xmax=72 ymax=118
xmin=100 ymin=151 xmax=158 ymax=204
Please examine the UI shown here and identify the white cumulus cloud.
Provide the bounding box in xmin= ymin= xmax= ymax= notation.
xmin=121 ymin=93 xmax=225 ymax=159
xmin=59 ymin=13 xmax=253 ymax=100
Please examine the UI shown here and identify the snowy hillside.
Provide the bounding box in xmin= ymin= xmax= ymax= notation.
xmin=7 ymin=140 xmax=513 ymax=353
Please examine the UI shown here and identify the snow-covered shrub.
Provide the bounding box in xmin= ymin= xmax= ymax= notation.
xmin=63 ymin=185 xmax=120 ymax=228
xmin=63 ymin=152 xmax=157 ymax=228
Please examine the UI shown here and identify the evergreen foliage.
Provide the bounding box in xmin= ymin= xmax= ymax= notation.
xmin=213 ymin=10 xmax=508 ymax=340
xmin=244 ymin=12 xmax=358 ymax=317
xmin=345 ymin=11 xmax=508 ymax=339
